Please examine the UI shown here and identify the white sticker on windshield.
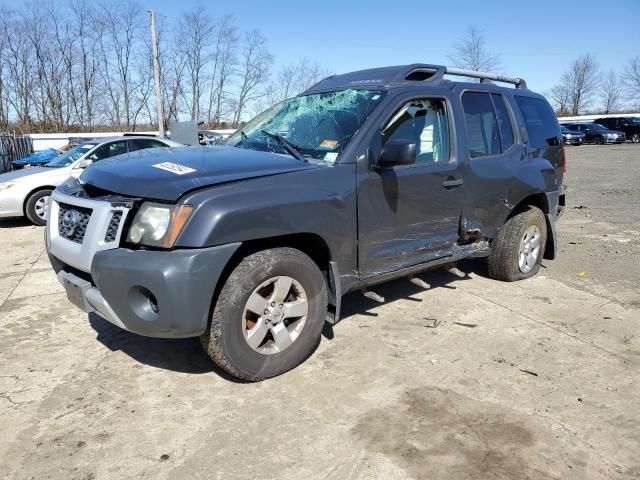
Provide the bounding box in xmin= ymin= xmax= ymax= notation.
xmin=152 ymin=162 xmax=196 ymax=175
xmin=81 ymin=144 xmax=93 ymax=149
xmin=323 ymin=152 xmax=339 ymax=163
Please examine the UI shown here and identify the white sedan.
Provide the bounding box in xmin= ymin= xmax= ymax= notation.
xmin=0 ymin=136 xmax=181 ymax=225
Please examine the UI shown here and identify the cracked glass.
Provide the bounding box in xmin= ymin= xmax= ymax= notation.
xmin=226 ymin=89 xmax=386 ymax=164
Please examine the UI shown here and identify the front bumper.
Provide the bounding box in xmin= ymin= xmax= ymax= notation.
xmin=49 ymin=243 xmax=240 ymax=338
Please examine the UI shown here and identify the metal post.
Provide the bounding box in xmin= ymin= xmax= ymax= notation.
xmin=148 ymin=10 xmax=165 ymax=137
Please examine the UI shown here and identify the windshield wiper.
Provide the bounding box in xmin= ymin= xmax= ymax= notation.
xmin=260 ymin=130 xmax=306 ymax=162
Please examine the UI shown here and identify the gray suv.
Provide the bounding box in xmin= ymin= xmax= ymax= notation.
xmin=46 ymin=64 xmax=565 ymax=381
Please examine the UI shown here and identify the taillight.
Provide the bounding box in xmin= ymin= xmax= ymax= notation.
xmin=561 ymin=146 xmax=566 ymax=173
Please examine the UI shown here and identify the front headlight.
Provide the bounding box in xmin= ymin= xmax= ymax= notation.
xmin=0 ymin=181 xmax=17 ymax=192
xmin=127 ymin=202 xmax=193 ymax=248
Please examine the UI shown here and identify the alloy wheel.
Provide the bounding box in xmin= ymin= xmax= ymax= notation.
xmin=242 ymin=276 xmax=308 ymax=355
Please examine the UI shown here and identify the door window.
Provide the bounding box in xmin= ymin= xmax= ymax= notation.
xmin=88 ymin=141 xmax=128 ymax=161
xmin=461 ymin=92 xmax=502 ymax=157
xmin=382 ymin=98 xmax=450 ymax=164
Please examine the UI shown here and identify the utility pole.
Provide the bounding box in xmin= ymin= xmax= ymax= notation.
xmin=148 ymin=10 xmax=165 ymax=137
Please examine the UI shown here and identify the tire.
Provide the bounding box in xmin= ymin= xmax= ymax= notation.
xmin=594 ymin=136 xmax=604 ymax=145
xmin=488 ymin=206 xmax=547 ymax=282
xmin=632 ymin=133 xmax=640 ymax=143
xmin=200 ymin=247 xmax=328 ymax=381
xmin=25 ymin=189 xmax=52 ymax=226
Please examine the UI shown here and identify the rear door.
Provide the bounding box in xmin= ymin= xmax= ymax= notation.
xmin=457 ymin=90 xmax=521 ymax=238
xmin=357 ymin=94 xmax=465 ymax=278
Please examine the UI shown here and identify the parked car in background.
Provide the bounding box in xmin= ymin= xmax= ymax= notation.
xmin=562 ymin=123 xmax=625 ymax=145
xmin=0 ymin=136 xmax=181 ymax=226
xmin=594 ymin=116 xmax=640 ymax=143
xmin=561 ymin=126 xmax=585 ymax=146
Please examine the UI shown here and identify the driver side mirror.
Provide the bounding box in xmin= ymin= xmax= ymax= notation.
xmin=378 ymin=140 xmax=416 ymax=168
xmin=77 ymin=158 xmax=93 ymax=169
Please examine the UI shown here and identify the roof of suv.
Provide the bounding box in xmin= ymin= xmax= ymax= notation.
xmin=304 ymin=63 xmax=528 ymax=94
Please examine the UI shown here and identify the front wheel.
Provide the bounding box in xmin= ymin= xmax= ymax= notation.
xmin=631 ymin=133 xmax=640 ymax=143
xmin=488 ymin=206 xmax=547 ymax=282
xmin=25 ymin=189 xmax=52 ymax=226
xmin=594 ymin=136 xmax=604 ymax=145
xmin=200 ymin=247 xmax=327 ymax=381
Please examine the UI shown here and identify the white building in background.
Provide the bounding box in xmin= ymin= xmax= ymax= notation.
xmin=558 ymin=112 xmax=640 ymax=123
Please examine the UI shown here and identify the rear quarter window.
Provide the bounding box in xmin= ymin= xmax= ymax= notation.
xmin=515 ymin=96 xmax=560 ymax=148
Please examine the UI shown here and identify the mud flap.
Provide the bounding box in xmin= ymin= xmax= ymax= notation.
xmin=326 ymin=261 xmax=342 ymax=325
xmin=543 ymin=213 xmax=557 ymax=260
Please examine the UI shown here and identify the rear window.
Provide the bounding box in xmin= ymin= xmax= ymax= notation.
xmin=515 ymin=96 xmax=560 ymax=148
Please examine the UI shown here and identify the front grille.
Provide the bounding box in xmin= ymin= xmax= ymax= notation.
xmin=58 ymin=203 xmax=92 ymax=244
xmin=104 ymin=212 xmax=123 ymax=242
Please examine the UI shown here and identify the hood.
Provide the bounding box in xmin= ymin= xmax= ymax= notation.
xmin=0 ymin=166 xmax=60 ymax=182
xmin=80 ymin=146 xmax=323 ymax=201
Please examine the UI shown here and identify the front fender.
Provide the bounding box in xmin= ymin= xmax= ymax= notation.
xmin=176 ymin=165 xmax=358 ymax=274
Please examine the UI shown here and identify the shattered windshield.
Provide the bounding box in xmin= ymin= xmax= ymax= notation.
xmin=226 ymin=89 xmax=385 ymax=164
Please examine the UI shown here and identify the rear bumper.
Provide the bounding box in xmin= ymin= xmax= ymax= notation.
xmin=49 ymin=243 xmax=240 ymax=338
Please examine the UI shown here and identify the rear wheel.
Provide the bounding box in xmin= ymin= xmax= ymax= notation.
xmin=488 ymin=206 xmax=547 ymax=282
xmin=200 ymin=247 xmax=327 ymax=381
xmin=25 ymin=189 xmax=52 ymax=226
xmin=631 ymin=133 xmax=640 ymax=143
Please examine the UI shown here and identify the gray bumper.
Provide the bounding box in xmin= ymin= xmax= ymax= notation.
xmin=51 ymin=243 xmax=240 ymax=338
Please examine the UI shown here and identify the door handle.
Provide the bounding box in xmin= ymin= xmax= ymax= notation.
xmin=442 ymin=178 xmax=464 ymax=188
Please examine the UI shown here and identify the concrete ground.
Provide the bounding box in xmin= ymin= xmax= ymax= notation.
xmin=0 ymin=144 xmax=639 ymax=480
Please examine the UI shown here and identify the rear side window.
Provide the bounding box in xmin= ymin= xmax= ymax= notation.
xmin=461 ymin=92 xmax=503 ymax=157
xmin=515 ymin=96 xmax=560 ymax=148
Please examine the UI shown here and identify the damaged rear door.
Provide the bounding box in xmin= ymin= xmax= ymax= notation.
xmin=357 ymin=95 xmax=465 ymax=278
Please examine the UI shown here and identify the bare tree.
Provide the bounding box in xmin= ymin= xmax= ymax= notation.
xmin=232 ymin=30 xmax=272 ymax=126
xmin=600 ymin=70 xmax=622 ymax=114
xmin=448 ymin=26 xmax=502 ymax=72
xmin=560 ymin=54 xmax=600 ymax=115
xmin=621 ymin=55 xmax=640 ymax=107
xmin=267 ymin=58 xmax=330 ymax=104
xmin=204 ymin=15 xmax=238 ymax=126
xmin=176 ymin=5 xmax=214 ymax=121
xmin=548 ymin=84 xmax=571 ymax=116
xmin=95 ymin=0 xmax=144 ymax=129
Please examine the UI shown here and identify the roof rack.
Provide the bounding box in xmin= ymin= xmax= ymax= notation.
xmin=443 ymin=67 xmax=527 ymax=89
xmin=391 ymin=64 xmax=527 ymax=89
xmin=303 ymin=64 xmax=528 ymax=94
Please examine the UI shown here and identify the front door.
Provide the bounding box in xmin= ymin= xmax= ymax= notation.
xmin=357 ymin=96 xmax=465 ymax=279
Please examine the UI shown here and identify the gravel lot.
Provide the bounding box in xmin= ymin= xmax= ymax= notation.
xmin=0 ymin=144 xmax=639 ymax=480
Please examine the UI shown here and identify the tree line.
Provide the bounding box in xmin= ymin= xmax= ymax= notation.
xmin=0 ymin=0 xmax=330 ymax=133
xmin=1 ymin=6 xmax=638 ymax=135
xmin=548 ymin=53 xmax=640 ymax=116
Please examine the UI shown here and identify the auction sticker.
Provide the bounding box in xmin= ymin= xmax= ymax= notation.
xmin=152 ymin=162 xmax=196 ymax=175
